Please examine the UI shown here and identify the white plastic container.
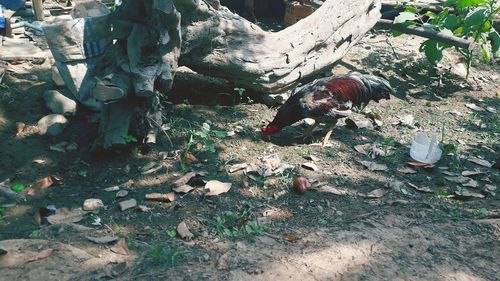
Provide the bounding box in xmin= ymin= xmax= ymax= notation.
xmin=410 ymin=132 xmax=442 ymax=164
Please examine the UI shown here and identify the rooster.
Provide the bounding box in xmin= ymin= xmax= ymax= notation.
xmin=261 ymin=72 xmax=393 ymax=146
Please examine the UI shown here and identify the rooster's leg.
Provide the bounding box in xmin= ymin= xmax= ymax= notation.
xmin=301 ymin=122 xmax=318 ymax=141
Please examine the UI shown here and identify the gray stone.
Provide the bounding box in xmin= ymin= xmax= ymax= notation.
xmin=43 ymin=90 xmax=77 ymax=116
xmin=37 ymin=114 xmax=68 ymax=136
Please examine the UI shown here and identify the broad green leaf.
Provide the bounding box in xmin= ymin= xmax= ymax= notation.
xmin=456 ymin=0 xmax=485 ymax=9
xmin=443 ymin=14 xmax=459 ymax=30
xmin=481 ymin=21 xmax=491 ymax=32
xmin=489 ymin=30 xmax=500 ymax=57
xmin=424 ymin=11 xmax=436 ymax=19
xmin=421 ymin=40 xmax=443 ymax=64
xmin=394 ymin=12 xmax=418 ymax=24
xmin=405 ymin=6 xmax=420 ymax=14
xmin=212 ymin=130 xmax=228 ymax=138
xmin=480 ymin=43 xmax=491 ymax=62
xmin=463 ymin=8 xmax=487 ymax=31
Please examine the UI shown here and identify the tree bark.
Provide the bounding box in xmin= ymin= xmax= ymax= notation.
xmin=176 ymin=0 xmax=382 ymax=94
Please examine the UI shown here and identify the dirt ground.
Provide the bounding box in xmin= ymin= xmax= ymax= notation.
xmin=1 ymin=28 xmax=499 ymax=281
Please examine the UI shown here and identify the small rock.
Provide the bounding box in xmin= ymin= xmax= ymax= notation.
xmin=82 ymin=199 xmax=104 ymax=211
xmin=118 ymin=199 xmax=137 ymax=211
xmin=43 ymin=90 xmax=77 ymax=116
xmin=37 ymin=114 xmax=68 ymax=136
xmin=116 ymin=190 xmax=129 ymax=198
xmin=51 ymin=65 xmax=65 ymax=86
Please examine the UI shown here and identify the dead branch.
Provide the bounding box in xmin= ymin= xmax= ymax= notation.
xmin=374 ymin=19 xmax=475 ymax=50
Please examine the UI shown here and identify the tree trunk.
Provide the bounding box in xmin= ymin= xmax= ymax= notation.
xmin=176 ymin=0 xmax=382 ymax=94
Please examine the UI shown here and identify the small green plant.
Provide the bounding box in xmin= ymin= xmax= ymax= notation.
xmin=212 ymin=208 xmax=265 ymax=238
xmin=394 ymin=0 xmax=499 ymax=77
xmin=29 ymin=230 xmax=41 ymax=238
xmin=149 ymin=245 xmax=180 ymax=266
xmin=78 ymin=170 xmax=88 ymax=177
xmin=122 ymin=134 xmax=138 ymax=144
xmin=380 ymin=137 xmax=396 ymax=156
xmin=166 ymin=229 xmax=177 ymax=238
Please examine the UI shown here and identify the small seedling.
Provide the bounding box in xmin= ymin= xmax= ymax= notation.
xmin=78 ymin=171 xmax=88 ymax=177
xmin=122 ymin=134 xmax=138 ymax=144
xmin=149 ymin=245 xmax=180 ymax=266
xmin=166 ymin=229 xmax=177 ymax=238
xmin=10 ymin=184 xmax=25 ymax=192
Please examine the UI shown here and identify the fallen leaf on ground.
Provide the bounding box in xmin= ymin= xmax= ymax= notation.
xmin=304 ymin=155 xmax=320 ymax=162
xmin=25 ymin=175 xmax=61 ymax=196
xmin=205 ymin=180 xmax=232 ymax=196
xmin=346 ymin=118 xmax=372 ymax=129
xmin=399 ymin=114 xmax=415 ymax=127
xmin=407 ymin=182 xmax=432 ymax=193
xmin=465 ymin=103 xmax=484 ymax=112
xmin=137 ymin=205 xmax=151 ymax=212
xmin=15 ymin=122 xmax=26 ymax=135
xmin=110 ymin=239 xmax=129 ymax=255
xmin=28 ymin=248 xmax=53 ymax=262
xmin=173 ymin=172 xmax=196 ymax=186
xmin=397 ymin=167 xmax=417 ymax=174
xmin=145 ymin=193 xmax=175 ymax=202
xmin=104 ymin=185 xmax=120 ymax=192
xmin=228 ymin=163 xmax=248 ymax=173
xmin=461 ymin=170 xmax=484 ymax=177
xmin=46 ymin=208 xmax=86 ymax=224
xmin=445 ymin=176 xmax=472 ymax=184
xmin=318 ymin=185 xmax=350 ymax=195
xmin=467 ymin=157 xmax=492 ymax=168
xmin=116 ymin=190 xmax=129 ymax=198
xmin=463 ymin=180 xmax=479 ymax=188
xmin=184 ymin=152 xmax=199 ymax=164
xmin=173 ymin=184 xmax=195 ymax=193
xmin=386 ymin=199 xmax=410 ymax=205
xmin=359 ymin=161 xmax=388 ymax=171
xmin=441 ymin=170 xmax=457 ymax=176
xmin=32 ymin=159 xmax=46 ymax=164
xmin=407 ymin=161 xmax=433 ymax=167
xmin=453 ymin=189 xmax=485 ymax=199
xmin=486 ymin=106 xmax=497 ymax=113
xmin=363 ymin=188 xmax=388 ymax=198
xmin=484 ymin=185 xmax=496 ymax=196
xmin=104 ymin=262 xmax=129 ymax=278
xmin=282 ymin=235 xmax=300 ymax=243
xmin=177 ymin=221 xmax=194 ymax=240
xmin=301 ymin=162 xmax=319 ymax=171
xmin=86 ymin=236 xmax=119 ymax=244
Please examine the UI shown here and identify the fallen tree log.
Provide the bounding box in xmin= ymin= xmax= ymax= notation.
xmin=176 ymin=0 xmax=382 ymax=94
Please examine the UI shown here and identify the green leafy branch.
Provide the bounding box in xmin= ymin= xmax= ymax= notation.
xmin=393 ymin=0 xmax=499 ymax=77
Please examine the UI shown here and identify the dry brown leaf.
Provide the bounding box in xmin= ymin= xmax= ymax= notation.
xmin=104 ymin=262 xmax=129 ymax=278
xmin=465 ymin=103 xmax=484 ymax=112
xmin=46 ymin=208 xmax=86 ymax=224
xmin=28 ymin=248 xmax=54 ymax=262
xmin=104 ymin=185 xmax=120 ymax=192
xmin=282 ymin=235 xmax=300 ymax=243
xmin=184 ymin=152 xmax=198 ymax=164
xmin=205 ymin=180 xmax=232 ymax=196
xmin=463 ymin=180 xmax=479 ymax=188
xmin=177 ymin=221 xmax=194 ymax=240
xmin=15 ymin=122 xmax=26 ymax=135
xmin=407 ymin=182 xmax=432 ymax=193
xmin=318 ymin=185 xmax=350 ymax=195
xmin=467 ymin=157 xmax=492 ymax=168
xmin=173 ymin=184 xmax=195 ymax=193
xmin=86 ymin=236 xmax=119 ymax=244
xmin=173 ymin=172 xmax=196 ymax=187
xmin=301 ymin=162 xmax=319 ymax=171
xmin=110 ymin=239 xmax=129 ymax=255
xmin=407 ymin=161 xmax=433 ymax=167
xmin=461 ymin=170 xmax=484 ymax=177
xmin=359 ymin=161 xmax=388 ymax=171
xmin=397 ymin=167 xmax=417 ymax=174
xmin=145 ymin=193 xmax=175 ymax=202
xmin=25 ymin=175 xmax=61 ymax=196
xmin=445 ymin=176 xmax=471 ymax=184
xmin=453 ymin=189 xmax=485 ymax=199
xmin=228 ymin=163 xmax=248 ymax=173
xmin=364 ymin=188 xmax=388 ymax=198
xmin=354 ymin=144 xmax=371 ymax=155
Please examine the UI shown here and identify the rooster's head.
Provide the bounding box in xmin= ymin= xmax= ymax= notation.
xmin=261 ymin=124 xmax=281 ymax=136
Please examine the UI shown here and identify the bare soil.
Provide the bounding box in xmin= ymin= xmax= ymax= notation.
xmin=0 ymin=31 xmax=499 ymax=281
